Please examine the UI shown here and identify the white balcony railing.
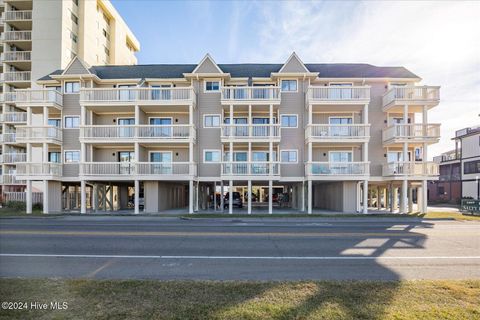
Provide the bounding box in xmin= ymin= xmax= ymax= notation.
xmin=306 ymin=162 xmax=369 ymax=176
xmin=382 ymin=123 xmax=441 ymax=142
xmin=1 ymin=112 xmax=27 ymax=123
xmin=14 ymin=89 xmax=63 ymax=105
xmin=382 ymin=86 xmax=440 ymax=107
xmin=80 ymin=125 xmax=195 ymax=140
xmin=3 ymin=31 xmax=32 ymax=41
xmin=307 ymin=86 xmax=370 ymax=102
xmin=80 ymin=87 xmax=195 ymax=104
xmin=0 ymin=133 xmax=16 ymax=143
xmin=306 ymin=124 xmax=370 ymax=140
xmin=382 ymin=162 xmax=439 ymax=176
xmin=221 ymin=124 xmax=280 ymax=139
xmin=221 ymin=87 xmax=280 ymax=101
xmin=1 ymin=51 xmax=31 ymax=61
xmin=4 ymin=10 xmax=32 ymax=20
xmin=16 ymin=163 xmax=63 ymax=177
xmin=221 ymin=162 xmax=280 ymax=176
xmin=4 ymin=71 xmax=31 ymax=82
xmin=1 ymin=153 xmax=27 ymax=163
xmin=1 ymin=174 xmax=26 ymax=185
xmin=16 ymin=126 xmax=62 ymax=142
xmin=80 ymin=162 xmax=195 ymax=176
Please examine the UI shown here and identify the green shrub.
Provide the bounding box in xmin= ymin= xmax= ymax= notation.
xmin=33 ymin=203 xmax=43 ymax=211
xmin=5 ymin=201 xmax=26 ymax=211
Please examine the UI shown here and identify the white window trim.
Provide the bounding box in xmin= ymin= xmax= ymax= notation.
xmin=328 ymin=150 xmax=353 ymax=163
xmin=63 ymin=115 xmax=80 ymax=129
xmin=148 ymin=150 xmax=173 ymax=163
xmin=280 ymin=79 xmax=298 ymax=93
xmin=203 ymin=114 xmax=221 ymax=128
xmin=280 ymin=114 xmax=298 ymax=128
xmin=64 ymin=150 xmax=80 ymax=164
xmin=203 ymin=149 xmax=221 ymax=163
xmin=280 ymin=149 xmax=298 ymax=164
xmin=64 ymin=81 xmax=80 ymax=94
xmin=204 ymin=79 xmax=221 ymax=93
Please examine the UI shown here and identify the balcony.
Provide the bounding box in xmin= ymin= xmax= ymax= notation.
xmin=382 ymin=86 xmax=440 ymax=110
xmin=306 ymin=162 xmax=369 ymax=180
xmin=4 ymin=71 xmax=31 ymax=83
xmin=382 ymin=161 xmax=439 ymax=177
xmin=0 ymin=133 xmax=17 ymax=143
xmin=80 ymin=125 xmax=195 ymax=143
xmin=306 ymin=124 xmax=370 ymax=143
xmin=221 ymin=124 xmax=280 ymax=142
xmin=0 ymin=174 xmax=26 ymax=185
xmin=0 ymin=112 xmax=27 ymax=123
xmin=4 ymin=10 xmax=32 ymax=21
xmin=221 ymin=87 xmax=281 ymax=104
xmin=15 ymin=126 xmax=62 ymax=144
xmin=16 ymin=162 xmax=63 ymax=179
xmin=3 ymin=31 xmax=31 ymax=41
xmin=221 ymin=162 xmax=280 ymax=178
xmin=382 ymin=123 xmax=440 ymax=144
xmin=80 ymin=87 xmax=196 ymax=106
xmin=80 ymin=162 xmax=195 ymax=180
xmin=1 ymin=51 xmax=31 ymax=62
xmin=13 ymin=89 xmax=63 ymax=108
xmin=1 ymin=153 xmax=27 ymax=163
xmin=307 ymin=86 xmax=370 ymax=104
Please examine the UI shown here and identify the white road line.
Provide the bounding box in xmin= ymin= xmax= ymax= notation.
xmin=1 ymin=253 xmax=480 ymax=260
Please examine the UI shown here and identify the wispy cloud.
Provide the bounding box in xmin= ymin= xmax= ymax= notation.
xmin=246 ymin=0 xmax=480 ymax=157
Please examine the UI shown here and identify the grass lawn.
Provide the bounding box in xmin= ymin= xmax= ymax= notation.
xmin=414 ymin=211 xmax=480 ymax=221
xmin=0 ymin=279 xmax=478 ymax=320
xmin=0 ymin=208 xmax=43 ymax=217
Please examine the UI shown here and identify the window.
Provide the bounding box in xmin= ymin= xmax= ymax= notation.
xmin=204 ymin=150 xmax=220 ymax=163
xmin=104 ymin=46 xmax=110 ymax=56
xmin=329 ymin=151 xmax=352 ymax=163
xmin=205 ymin=81 xmax=220 ymax=92
xmin=281 ymin=80 xmax=297 ymax=92
xmin=103 ymin=29 xmax=110 ymax=40
xmin=281 ymin=114 xmax=297 ymax=128
xmin=70 ymin=31 xmax=77 ymax=43
xmin=204 ymin=115 xmax=221 ymax=128
xmin=64 ymin=82 xmax=80 ymax=93
xmin=71 ymin=12 xmax=78 ymax=25
xmin=281 ymin=150 xmax=297 ymax=163
xmin=73 ymin=0 xmax=78 ymax=6
xmin=64 ymin=151 xmax=80 ymax=163
xmin=48 ymin=152 xmax=61 ymax=163
xmin=64 ymin=116 xmax=80 ymax=128
xmin=464 ymin=160 xmax=480 ymax=174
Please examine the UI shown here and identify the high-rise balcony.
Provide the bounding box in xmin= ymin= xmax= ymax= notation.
xmin=14 ymin=89 xmax=63 ymax=108
xmin=4 ymin=71 xmax=31 ymax=83
xmin=382 ymin=123 xmax=441 ymax=144
xmin=221 ymin=124 xmax=281 ymax=142
xmin=0 ymin=174 xmax=26 ymax=185
xmin=306 ymin=124 xmax=370 ymax=143
xmin=221 ymin=162 xmax=280 ymax=178
xmin=79 ymin=125 xmax=196 ymax=143
xmin=4 ymin=10 xmax=32 ymax=21
xmin=382 ymin=161 xmax=439 ymax=177
xmin=306 ymin=162 xmax=369 ymax=180
xmin=382 ymin=86 xmax=440 ymax=110
xmin=80 ymin=87 xmax=196 ymax=106
xmin=16 ymin=163 xmax=63 ymax=179
xmin=1 ymin=153 xmax=27 ymax=163
xmin=221 ymin=87 xmax=281 ymax=104
xmin=0 ymin=112 xmax=27 ymax=123
xmin=79 ymin=162 xmax=196 ymax=180
xmin=15 ymin=126 xmax=63 ymax=144
xmin=3 ymin=31 xmax=31 ymax=42
xmin=0 ymin=133 xmax=17 ymax=143
xmin=307 ymin=86 xmax=370 ymax=104
xmin=1 ymin=51 xmax=31 ymax=62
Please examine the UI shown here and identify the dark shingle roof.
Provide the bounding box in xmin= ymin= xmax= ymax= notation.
xmin=39 ymin=62 xmax=419 ymax=81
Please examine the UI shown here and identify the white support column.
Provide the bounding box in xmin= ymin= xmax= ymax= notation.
xmin=43 ymin=180 xmax=49 ymax=214
xmin=247 ymin=180 xmax=252 ymax=214
xmin=377 ymin=186 xmax=381 ymax=210
xmin=213 ymin=181 xmax=217 ymax=211
xmin=26 ymin=106 xmax=32 ymax=125
xmin=408 ymin=186 xmax=413 ymax=213
xmin=43 ymin=143 xmax=48 ymax=162
xmin=229 ymin=180 xmax=233 ymax=214
xmin=229 ymin=104 xmax=233 ymax=127
xmin=26 ymin=180 xmax=32 ymax=214
xmin=189 ymin=104 xmax=194 ymax=166
xmin=422 ymin=180 xmax=428 ymax=213
xmin=92 ymin=184 xmax=98 ymax=212
xmin=189 ymin=180 xmax=194 ymax=214
xmin=220 ymin=181 xmax=224 ymax=212
xmin=196 ymin=181 xmax=200 ymax=212
xmin=301 ymin=181 xmax=305 ymax=212
xmin=363 ymin=180 xmax=368 ymax=214
xmin=134 ymin=180 xmax=140 ymax=214
xmin=401 ymin=179 xmax=408 ymax=213
xmin=80 ymin=180 xmax=86 ymax=214
xmin=248 ymin=104 xmax=252 ymax=137
xmin=268 ymin=179 xmax=273 ymax=214
xmin=248 ymin=142 xmax=251 ymax=175
xmin=269 ymin=104 xmax=273 ymax=138
xmin=43 ymin=106 xmax=48 ymax=126
xmin=307 ymin=179 xmax=312 ymax=214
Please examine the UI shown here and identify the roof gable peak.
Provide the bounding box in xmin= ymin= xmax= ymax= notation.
xmin=192 ymin=53 xmax=224 ymax=74
xmin=278 ymin=52 xmax=309 ymax=73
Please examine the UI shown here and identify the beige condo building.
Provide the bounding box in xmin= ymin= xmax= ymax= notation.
xmin=9 ymin=53 xmax=440 ymax=214
xmin=0 ymin=0 xmax=140 ymax=198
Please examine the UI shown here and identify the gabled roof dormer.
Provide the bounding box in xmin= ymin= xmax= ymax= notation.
xmin=62 ymin=56 xmax=92 ymax=76
xmin=184 ymin=54 xmax=230 ymax=79
xmin=272 ymin=52 xmax=318 ymax=79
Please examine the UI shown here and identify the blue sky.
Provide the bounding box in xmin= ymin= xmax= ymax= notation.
xmin=111 ymin=0 xmax=480 ymax=156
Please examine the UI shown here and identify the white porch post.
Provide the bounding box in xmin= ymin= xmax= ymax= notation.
xmin=408 ymin=186 xmax=413 ymax=213
xmin=26 ymin=180 xmax=32 ymax=214
xmin=220 ymin=181 xmax=224 ymax=212
xmin=229 ymin=180 xmax=233 ymax=214
xmin=43 ymin=180 xmax=49 ymax=214
xmin=268 ymin=179 xmax=273 ymax=214
xmin=422 ymin=180 xmax=428 ymax=213
xmin=189 ymin=180 xmax=194 ymax=214
xmin=80 ymin=180 xmax=86 ymax=214
xmin=377 ymin=186 xmax=381 ymax=210
xmin=363 ymin=179 xmax=368 ymax=214
xmin=247 ymin=179 xmax=252 ymax=214
xmin=401 ymin=179 xmax=408 ymax=213
xmin=401 ymin=103 xmax=408 ymax=213
xmin=134 ymin=180 xmax=140 ymax=214
xmin=301 ymin=181 xmax=305 ymax=212
xmin=307 ymin=180 xmax=312 ymax=214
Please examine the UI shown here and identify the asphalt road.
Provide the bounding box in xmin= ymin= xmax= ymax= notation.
xmin=0 ymin=216 xmax=479 ymax=280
